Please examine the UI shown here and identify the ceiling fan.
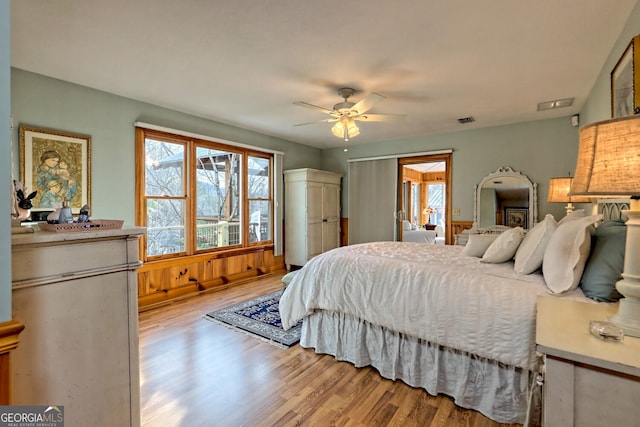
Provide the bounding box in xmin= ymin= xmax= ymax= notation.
xmin=294 ymin=88 xmax=406 ymax=142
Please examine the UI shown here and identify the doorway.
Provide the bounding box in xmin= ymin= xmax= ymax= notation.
xmin=397 ymin=153 xmax=452 ymax=244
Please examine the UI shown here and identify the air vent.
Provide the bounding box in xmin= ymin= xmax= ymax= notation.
xmin=537 ymin=97 xmax=574 ymax=111
xmin=458 ymin=116 xmax=475 ymax=124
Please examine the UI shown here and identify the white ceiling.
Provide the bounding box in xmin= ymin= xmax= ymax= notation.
xmin=10 ymin=0 xmax=637 ymax=149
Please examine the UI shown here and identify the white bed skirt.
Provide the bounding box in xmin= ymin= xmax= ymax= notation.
xmin=301 ymin=310 xmax=541 ymax=426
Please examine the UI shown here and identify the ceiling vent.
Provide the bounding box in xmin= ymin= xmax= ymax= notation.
xmin=458 ymin=116 xmax=475 ymax=124
xmin=537 ymin=97 xmax=574 ymax=111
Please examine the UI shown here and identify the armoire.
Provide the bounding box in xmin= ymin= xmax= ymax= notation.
xmin=284 ymin=168 xmax=341 ymax=269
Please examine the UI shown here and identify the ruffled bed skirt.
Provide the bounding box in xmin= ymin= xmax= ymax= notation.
xmin=301 ymin=310 xmax=541 ymax=426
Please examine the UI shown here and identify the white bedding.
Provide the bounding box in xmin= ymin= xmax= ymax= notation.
xmin=279 ymin=241 xmax=593 ymax=370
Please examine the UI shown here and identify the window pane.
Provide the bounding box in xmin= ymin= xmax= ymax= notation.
xmin=428 ymin=183 xmax=445 ymax=226
xmin=411 ymin=183 xmax=420 ymax=224
xmin=145 ymin=139 xmax=184 ymax=196
xmin=146 ymin=198 xmax=185 ymax=256
xmin=248 ymin=156 xmax=270 ymax=198
xmin=249 ymin=200 xmax=271 ymax=242
xmin=195 ymin=146 xmax=242 ymax=248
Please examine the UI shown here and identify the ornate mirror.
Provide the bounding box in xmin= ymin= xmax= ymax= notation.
xmin=473 ymin=167 xmax=538 ymax=230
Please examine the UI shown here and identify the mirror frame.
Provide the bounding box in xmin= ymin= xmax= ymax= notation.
xmin=473 ymin=166 xmax=538 ymax=229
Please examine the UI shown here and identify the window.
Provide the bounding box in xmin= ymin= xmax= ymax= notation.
xmin=136 ymin=128 xmax=273 ymax=260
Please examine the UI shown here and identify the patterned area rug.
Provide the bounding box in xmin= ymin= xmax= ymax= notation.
xmin=204 ymin=289 xmax=302 ymax=348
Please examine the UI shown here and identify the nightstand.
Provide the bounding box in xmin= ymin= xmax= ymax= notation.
xmin=536 ymin=296 xmax=640 ymax=427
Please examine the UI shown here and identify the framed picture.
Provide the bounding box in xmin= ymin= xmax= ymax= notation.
xmin=611 ymin=35 xmax=640 ymax=118
xmin=505 ymin=208 xmax=528 ymax=228
xmin=19 ymin=125 xmax=91 ymax=213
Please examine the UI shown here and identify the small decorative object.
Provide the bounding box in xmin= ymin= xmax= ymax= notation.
xmin=47 ymin=207 xmax=61 ymax=223
xmin=57 ymin=198 xmax=74 ymax=224
xmin=589 ymin=321 xmax=624 ymax=342
xmin=12 ymin=180 xmax=37 ymax=221
xmin=77 ymin=204 xmax=90 ymax=223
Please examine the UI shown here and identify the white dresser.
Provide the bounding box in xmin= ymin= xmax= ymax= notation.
xmin=11 ymin=226 xmax=145 ymax=427
xmin=284 ymin=168 xmax=341 ymax=268
xmin=536 ymin=296 xmax=640 ymax=427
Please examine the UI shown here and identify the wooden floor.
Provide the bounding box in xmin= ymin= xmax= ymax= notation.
xmin=139 ymin=272 xmax=521 ymax=427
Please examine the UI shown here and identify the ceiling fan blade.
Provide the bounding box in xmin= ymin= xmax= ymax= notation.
xmin=351 ymin=93 xmax=386 ymax=114
xmin=293 ymin=101 xmax=334 ymax=115
xmin=356 ymin=113 xmax=406 ymax=122
xmin=294 ymin=118 xmax=338 ymax=127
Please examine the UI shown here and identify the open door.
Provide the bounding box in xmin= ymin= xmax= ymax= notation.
xmin=397 ymin=153 xmax=452 ymax=244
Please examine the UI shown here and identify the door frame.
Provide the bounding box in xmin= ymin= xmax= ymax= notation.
xmin=397 ymin=153 xmax=452 ymax=244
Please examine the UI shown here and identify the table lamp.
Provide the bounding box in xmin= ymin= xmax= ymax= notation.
xmin=570 ymin=115 xmax=640 ymax=337
xmin=547 ymin=176 xmax=591 ymax=214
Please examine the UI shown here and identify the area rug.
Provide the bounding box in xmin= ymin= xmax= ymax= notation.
xmin=204 ymin=289 xmax=302 ymax=348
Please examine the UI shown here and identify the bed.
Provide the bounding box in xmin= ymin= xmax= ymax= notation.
xmin=279 ymin=202 xmax=628 ymax=425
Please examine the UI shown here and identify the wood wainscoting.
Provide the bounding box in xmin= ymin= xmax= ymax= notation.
xmin=450 ymin=220 xmax=474 ymax=243
xmin=0 ymin=320 xmax=25 ymax=405
xmin=138 ymin=246 xmax=284 ymax=310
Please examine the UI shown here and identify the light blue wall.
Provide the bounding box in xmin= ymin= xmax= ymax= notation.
xmin=1 ymin=0 xmax=10 ymax=322
xmin=322 ymin=116 xmax=581 ymax=222
xmin=10 ymin=69 xmax=322 ymax=225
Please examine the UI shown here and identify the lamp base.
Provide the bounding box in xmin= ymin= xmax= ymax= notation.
xmin=611 ymin=293 xmax=640 ymax=338
xmin=611 ymin=204 xmax=640 ymax=338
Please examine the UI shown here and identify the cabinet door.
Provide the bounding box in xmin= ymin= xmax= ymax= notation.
xmin=322 ymin=184 xmax=340 ymax=221
xmin=306 ymin=183 xmax=324 ymax=259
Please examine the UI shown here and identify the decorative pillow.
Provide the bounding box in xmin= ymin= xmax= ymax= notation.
xmin=402 ymin=220 xmax=412 ymax=231
xmin=514 ymin=214 xmax=558 ymax=274
xmin=481 ymin=227 xmax=525 ymax=263
xmin=542 ymin=214 xmax=602 ymax=294
xmin=282 ymin=270 xmax=299 ymax=287
xmin=580 ymin=220 xmax=626 ymax=302
xmin=558 ymin=209 xmax=585 ymax=225
xmin=461 ymin=233 xmax=499 ymax=257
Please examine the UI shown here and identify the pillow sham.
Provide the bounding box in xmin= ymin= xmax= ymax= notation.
xmin=514 ymin=214 xmax=557 ymax=274
xmin=542 ymin=214 xmax=602 ymax=294
xmin=481 ymin=227 xmax=525 ymax=263
xmin=461 ymin=233 xmax=499 ymax=257
xmin=580 ymin=220 xmax=626 ymax=302
xmin=558 ymin=209 xmax=585 ymax=225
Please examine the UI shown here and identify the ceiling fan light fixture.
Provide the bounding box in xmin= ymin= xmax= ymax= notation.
xmin=332 ymin=118 xmax=359 ymax=141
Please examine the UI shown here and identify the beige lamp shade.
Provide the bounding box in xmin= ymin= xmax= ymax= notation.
xmin=569 ymin=115 xmax=640 ymax=197
xmin=547 ymin=177 xmax=591 ymax=203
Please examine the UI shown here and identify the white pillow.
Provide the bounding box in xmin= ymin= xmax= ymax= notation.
xmin=402 ymin=220 xmax=412 ymax=231
xmin=558 ymin=209 xmax=585 ymax=225
xmin=514 ymin=214 xmax=558 ymax=274
xmin=461 ymin=234 xmax=499 ymax=257
xmin=481 ymin=227 xmax=525 ymax=263
xmin=542 ymin=214 xmax=603 ymax=294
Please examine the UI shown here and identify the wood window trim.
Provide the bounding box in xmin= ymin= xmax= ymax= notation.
xmin=135 ymin=127 xmax=274 ymax=262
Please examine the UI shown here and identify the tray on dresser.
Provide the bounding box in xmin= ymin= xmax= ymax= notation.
xmin=38 ymin=220 xmax=124 ymax=233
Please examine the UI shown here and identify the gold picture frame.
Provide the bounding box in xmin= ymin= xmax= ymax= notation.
xmin=611 ymin=35 xmax=640 ymax=118
xmin=505 ymin=208 xmax=528 ymax=228
xmin=19 ymin=125 xmax=91 ymax=213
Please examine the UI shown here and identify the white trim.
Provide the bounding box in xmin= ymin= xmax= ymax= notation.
xmin=347 ymin=149 xmax=453 ymax=162
xmin=134 ymin=121 xmax=285 ymax=155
